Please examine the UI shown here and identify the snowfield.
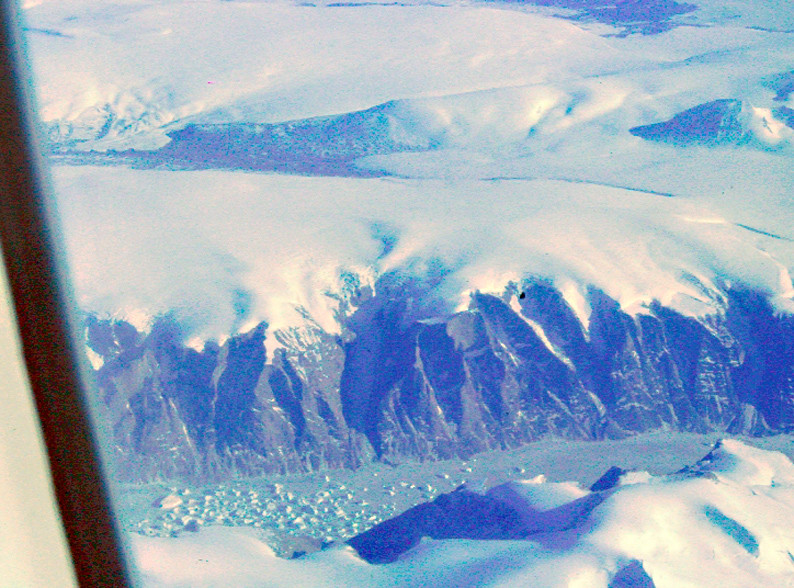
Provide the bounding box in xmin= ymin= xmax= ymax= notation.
xmin=22 ymin=0 xmax=794 ymax=345
xmin=52 ymin=165 xmax=794 ymax=350
xmin=129 ymin=440 xmax=794 ymax=587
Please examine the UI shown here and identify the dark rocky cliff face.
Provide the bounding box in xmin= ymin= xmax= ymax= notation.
xmin=86 ymin=277 xmax=794 ymax=482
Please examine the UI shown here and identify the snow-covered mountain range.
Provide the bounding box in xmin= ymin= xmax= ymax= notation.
xmin=23 ymin=0 xmax=794 ymax=476
xmin=88 ymin=279 xmax=794 ymax=482
xmin=21 ymin=0 xmax=794 ymax=583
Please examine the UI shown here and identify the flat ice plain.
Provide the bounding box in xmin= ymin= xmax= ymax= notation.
xmin=21 ymin=0 xmax=794 ymax=585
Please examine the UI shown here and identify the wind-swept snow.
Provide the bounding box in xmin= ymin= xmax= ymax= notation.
xmin=23 ymin=0 xmax=635 ymax=150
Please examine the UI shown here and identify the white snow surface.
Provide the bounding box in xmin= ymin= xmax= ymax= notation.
xmin=130 ymin=440 xmax=794 ymax=587
xmin=22 ymin=0 xmax=794 ymax=342
xmin=23 ymin=0 xmax=640 ymax=150
xmin=487 ymin=476 xmax=590 ymax=512
xmin=51 ymin=166 xmax=794 ymax=343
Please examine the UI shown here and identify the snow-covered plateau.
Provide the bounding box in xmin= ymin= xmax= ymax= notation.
xmin=22 ymin=0 xmax=794 ymax=344
xmin=24 ymin=0 xmax=794 ymax=469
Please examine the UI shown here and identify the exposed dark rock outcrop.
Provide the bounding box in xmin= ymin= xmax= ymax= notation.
xmin=347 ymin=481 xmax=609 ymax=563
xmin=86 ymin=278 xmax=794 ymax=482
xmin=499 ymin=0 xmax=696 ymax=36
xmin=630 ymin=98 xmax=794 ymax=148
xmin=630 ymin=99 xmax=751 ymax=146
xmin=106 ymin=101 xmax=435 ymax=176
xmin=766 ymin=70 xmax=794 ymax=103
xmin=610 ymin=560 xmax=655 ymax=588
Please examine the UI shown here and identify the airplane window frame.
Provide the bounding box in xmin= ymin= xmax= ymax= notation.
xmin=0 ymin=1 xmax=132 ymax=585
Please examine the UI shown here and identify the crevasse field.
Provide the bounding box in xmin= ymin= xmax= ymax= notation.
xmin=21 ymin=0 xmax=794 ymax=585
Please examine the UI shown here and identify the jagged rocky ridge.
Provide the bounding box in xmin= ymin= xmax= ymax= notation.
xmin=87 ymin=277 xmax=794 ymax=482
xmin=346 ymin=439 xmax=766 ymax=581
xmin=347 ymin=461 xmax=631 ymax=564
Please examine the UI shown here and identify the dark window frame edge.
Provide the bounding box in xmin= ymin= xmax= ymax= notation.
xmin=0 ymin=2 xmax=133 ymax=585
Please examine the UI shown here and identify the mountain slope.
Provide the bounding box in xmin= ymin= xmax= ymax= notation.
xmin=90 ymin=281 xmax=794 ymax=482
xmin=345 ymin=440 xmax=794 ymax=586
xmin=630 ymin=99 xmax=794 ymax=148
